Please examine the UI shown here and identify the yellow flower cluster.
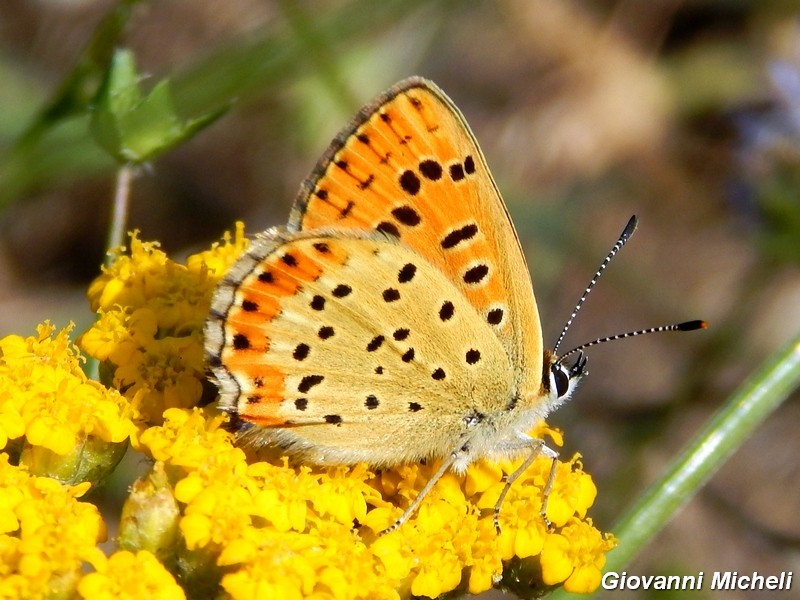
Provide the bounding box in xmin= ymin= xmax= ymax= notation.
xmin=0 ymin=224 xmax=616 ymax=598
xmin=0 ymin=455 xmax=104 ymax=598
xmin=0 ymin=439 xmax=196 ymax=599
xmin=0 ymin=321 xmax=135 ymax=483
xmin=79 ymin=223 xmax=249 ymax=424
xmin=0 ymin=322 xmax=185 ymax=598
xmin=78 ymin=550 xmax=186 ymax=600
xmin=130 ymin=408 xmax=614 ymax=598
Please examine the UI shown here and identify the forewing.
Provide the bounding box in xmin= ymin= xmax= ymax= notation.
xmin=289 ymin=77 xmax=543 ymax=391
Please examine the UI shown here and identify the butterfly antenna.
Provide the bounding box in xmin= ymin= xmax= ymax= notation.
xmin=556 ymin=320 xmax=708 ymax=365
xmin=552 ymin=215 xmax=639 ymax=355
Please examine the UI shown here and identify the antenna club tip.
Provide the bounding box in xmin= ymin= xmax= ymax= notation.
xmin=622 ymin=215 xmax=639 ymax=237
xmin=678 ymin=320 xmax=708 ymax=331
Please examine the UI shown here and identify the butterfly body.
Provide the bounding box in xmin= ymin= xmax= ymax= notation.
xmin=205 ymin=77 xmax=582 ymax=527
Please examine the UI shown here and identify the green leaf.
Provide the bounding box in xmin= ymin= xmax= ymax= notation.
xmin=90 ymin=49 xmax=228 ymax=164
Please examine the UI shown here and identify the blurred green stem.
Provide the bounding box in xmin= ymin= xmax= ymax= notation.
xmin=106 ymin=164 xmax=134 ymax=264
xmin=552 ymin=332 xmax=800 ymax=599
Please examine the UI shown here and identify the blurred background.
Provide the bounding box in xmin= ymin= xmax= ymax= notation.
xmin=0 ymin=1 xmax=798 ymax=598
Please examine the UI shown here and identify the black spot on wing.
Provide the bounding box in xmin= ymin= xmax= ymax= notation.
xmin=441 ymin=223 xmax=478 ymax=249
xmin=339 ymin=200 xmax=355 ymax=218
xmin=367 ymin=335 xmax=385 ymax=352
xmin=487 ymin=308 xmax=504 ymax=325
xmin=332 ymin=284 xmax=352 ymax=298
xmin=419 ymin=159 xmax=443 ymax=180
xmin=310 ymin=295 xmax=326 ymax=310
xmin=463 ymin=264 xmax=489 ymax=284
xmin=439 ymin=301 xmax=455 ymax=321
xmin=465 ymin=349 xmax=481 ymax=365
xmin=399 ymin=170 xmax=421 ymax=195
xmin=298 ymin=375 xmax=324 ymax=393
xmin=293 ymin=343 xmax=310 ymax=361
xmin=398 ymin=263 xmax=416 ymax=283
xmin=359 ymin=175 xmax=375 ymax=191
xmin=464 ymin=155 xmax=476 ymax=174
xmin=391 ymin=205 xmax=421 ymax=226
xmin=376 ymin=221 xmax=400 ymax=238
xmin=393 ymin=328 xmax=410 ymax=341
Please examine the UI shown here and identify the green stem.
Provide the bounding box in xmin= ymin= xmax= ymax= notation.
xmin=551 ymin=332 xmax=800 ymax=598
xmin=105 ymin=164 xmax=134 ymax=264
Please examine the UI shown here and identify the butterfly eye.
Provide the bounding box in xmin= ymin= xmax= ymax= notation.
xmin=550 ymin=352 xmax=587 ymax=400
xmin=551 ymin=364 xmax=571 ymax=399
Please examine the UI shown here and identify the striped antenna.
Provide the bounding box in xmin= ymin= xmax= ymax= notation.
xmin=556 ymin=320 xmax=708 ymax=365
xmin=552 ymin=215 xmax=639 ymax=355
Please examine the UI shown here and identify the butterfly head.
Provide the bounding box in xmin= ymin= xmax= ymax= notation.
xmin=542 ymin=349 xmax=587 ymax=411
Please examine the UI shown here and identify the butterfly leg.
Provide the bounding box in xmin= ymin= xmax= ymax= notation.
xmin=493 ymin=439 xmax=559 ymax=534
xmin=380 ymin=449 xmax=461 ymax=535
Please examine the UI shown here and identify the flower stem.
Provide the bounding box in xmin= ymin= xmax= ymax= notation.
xmin=106 ymin=164 xmax=134 ymax=264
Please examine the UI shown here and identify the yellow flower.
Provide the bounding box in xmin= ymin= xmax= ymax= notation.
xmin=0 ymin=322 xmax=135 ymax=483
xmin=87 ymin=234 xmax=169 ymax=314
xmin=80 ymin=225 xmax=247 ymax=425
xmin=546 ymin=456 xmax=598 ymax=524
xmin=0 ymin=456 xmax=106 ymax=598
xmin=135 ymin=407 xmax=235 ymax=467
xmin=311 ymin=463 xmax=385 ymax=526
xmin=218 ymin=524 xmax=400 ymax=600
xmin=78 ymin=550 xmax=185 ymax=600
xmin=114 ymin=332 xmax=205 ymax=418
xmin=0 ymin=402 xmax=24 ymax=451
xmin=185 ymin=220 xmax=249 ymax=279
xmin=541 ymin=517 xmax=617 ymax=593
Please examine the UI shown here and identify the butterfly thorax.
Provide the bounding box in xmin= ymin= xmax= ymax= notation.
xmin=447 ymin=353 xmax=572 ymax=472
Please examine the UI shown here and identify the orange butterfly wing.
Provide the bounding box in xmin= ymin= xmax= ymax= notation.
xmin=289 ymin=77 xmax=544 ymax=396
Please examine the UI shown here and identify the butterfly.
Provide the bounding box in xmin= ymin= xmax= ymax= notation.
xmin=204 ymin=77 xmax=705 ymax=533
